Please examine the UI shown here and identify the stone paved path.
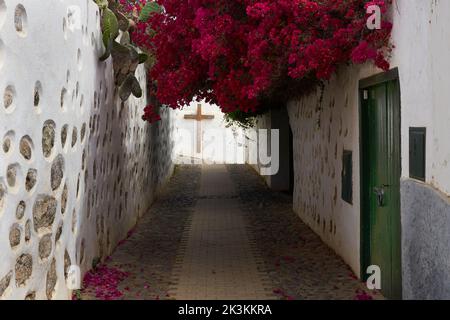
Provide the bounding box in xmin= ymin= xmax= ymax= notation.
xmin=79 ymin=164 xmax=382 ymax=300
xmin=172 ymin=165 xmax=272 ymax=300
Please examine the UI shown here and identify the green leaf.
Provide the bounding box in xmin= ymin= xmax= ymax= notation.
xmin=127 ymin=45 xmax=140 ymax=63
xmin=131 ymin=76 xmax=143 ymax=98
xmin=112 ymin=40 xmax=130 ymax=54
xmin=119 ymin=79 xmax=133 ymax=101
xmin=102 ymin=8 xmax=119 ymax=45
xmin=99 ymin=37 xmax=113 ymax=61
xmin=119 ymin=75 xmax=142 ymax=101
xmin=120 ymin=31 xmax=131 ymax=45
xmin=95 ymin=0 xmax=108 ymax=9
xmin=116 ymin=10 xmax=130 ymax=31
xmin=138 ymin=53 xmax=148 ymax=64
xmin=139 ymin=2 xmax=162 ymax=22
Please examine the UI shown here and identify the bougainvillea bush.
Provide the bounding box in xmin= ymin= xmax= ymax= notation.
xmin=118 ymin=0 xmax=392 ymax=122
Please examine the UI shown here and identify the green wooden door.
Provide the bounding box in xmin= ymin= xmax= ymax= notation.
xmin=361 ymin=79 xmax=402 ymax=299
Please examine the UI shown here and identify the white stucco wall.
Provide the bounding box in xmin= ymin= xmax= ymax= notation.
xmin=0 ymin=0 xmax=174 ymax=300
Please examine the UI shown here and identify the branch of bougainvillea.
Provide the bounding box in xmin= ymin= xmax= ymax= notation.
xmin=95 ymin=0 xmax=149 ymax=101
xmin=142 ymin=104 xmax=162 ymax=123
xmin=118 ymin=0 xmax=393 ymax=123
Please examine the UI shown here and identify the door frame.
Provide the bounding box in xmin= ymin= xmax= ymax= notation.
xmin=358 ymin=68 xmax=402 ymax=297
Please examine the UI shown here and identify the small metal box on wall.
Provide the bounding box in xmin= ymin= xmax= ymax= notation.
xmin=409 ymin=127 xmax=426 ymax=182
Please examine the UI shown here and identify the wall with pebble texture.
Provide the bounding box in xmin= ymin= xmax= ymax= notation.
xmin=0 ymin=0 xmax=174 ymax=300
xmin=286 ymin=65 xmax=367 ymax=276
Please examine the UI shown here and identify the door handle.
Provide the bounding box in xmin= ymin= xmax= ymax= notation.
xmin=373 ymin=187 xmax=385 ymax=207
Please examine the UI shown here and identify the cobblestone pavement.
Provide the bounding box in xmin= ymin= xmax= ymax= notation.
xmin=79 ymin=165 xmax=201 ymax=300
xmin=80 ymin=164 xmax=382 ymax=300
xmin=227 ymin=164 xmax=383 ymax=300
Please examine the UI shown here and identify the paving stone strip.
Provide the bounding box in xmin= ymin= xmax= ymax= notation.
xmin=171 ymin=165 xmax=273 ymax=300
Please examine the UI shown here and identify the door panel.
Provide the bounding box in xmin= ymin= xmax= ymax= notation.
xmin=361 ymin=79 xmax=402 ymax=299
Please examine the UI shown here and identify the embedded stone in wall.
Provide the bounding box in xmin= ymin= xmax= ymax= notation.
xmin=25 ymin=169 xmax=37 ymax=192
xmin=42 ymin=121 xmax=55 ymax=158
xmin=9 ymin=223 xmax=21 ymax=248
xmin=24 ymin=220 xmax=31 ymax=242
xmin=15 ymin=254 xmax=32 ymax=286
xmin=14 ymin=4 xmax=27 ymax=37
xmin=72 ymin=209 xmax=77 ymax=233
xmin=33 ymin=195 xmax=57 ymax=232
xmin=19 ymin=136 xmax=32 ymax=160
xmin=2 ymin=136 xmax=10 ymax=153
xmin=81 ymin=123 xmax=86 ymax=142
xmin=55 ymin=222 xmax=63 ymax=242
xmin=79 ymin=238 xmax=85 ymax=264
xmin=72 ymin=127 xmax=78 ymax=147
xmin=25 ymin=292 xmax=36 ymax=300
xmin=0 ymin=182 xmax=5 ymax=214
xmin=61 ymin=184 xmax=68 ymax=214
xmin=6 ymin=163 xmax=19 ymax=188
xmin=0 ymin=271 xmax=12 ymax=297
xmin=51 ymin=155 xmax=64 ymax=190
xmin=64 ymin=250 xmax=71 ymax=279
xmin=38 ymin=234 xmax=52 ymax=260
xmin=3 ymin=85 xmax=15 ymax=110
xmin=34 ymin=82 xmax=42 ymax=107
xmin=46 ymin=258 xmax=56 ymax=300
xmin=61 ymin=125 xmax=68 ymax=148
xmin=16 ymin=201 xmax=25 ymax=220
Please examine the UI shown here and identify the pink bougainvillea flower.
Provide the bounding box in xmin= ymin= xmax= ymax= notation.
xmin=82 ymin=265 xmax=129 ymax=300
xmin=354 ymin=290 xmax=374 ymax=300
xmin=119 ymin=0 xmax=393 ymax=123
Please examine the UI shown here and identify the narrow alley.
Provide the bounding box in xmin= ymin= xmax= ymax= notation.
xmin=79 ymin=165 xmax=379 ymax=300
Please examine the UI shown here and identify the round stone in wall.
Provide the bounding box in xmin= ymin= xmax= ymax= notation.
xmin=51 ymin=155 xmax=64 ymax=190
xmin=61 ymin=184 xmax=67 ymax=215
xmin=42 ymin=120 xmax=55 ymax=158
xmin=72 ymin=127 xmax=78 ymax=147
xmin=6 ymin=163 xmax=19 ymax=188
xmin=24 ymin=219 xmax=31 ymax=242
xmin=0 ymin=271 xmax=12 ymax=297
xmin=38 ymin=234 xmax=52 ymax=260
xmin=16 ymin=201 xmax=25 ymax=219
xmin=25 ymin=291 xmax=36 ymax=300
xmin=55 ymin=221 xmax=63 ymax=242
xmin=3 ymin=85 xmax=15 ymax=111
xmin=9 ymin=223 xmax=21 ymax=248
xmin=0 ymin=181 xmax=6 ymax=214
xmin=15 ymin=254 xmax=32 ymax=286
xmin=14 ymin=4 xmax=28 ymax=37
xmin=64 ymin=250 xmax=71 ymax=279
xmin=81 ymin=123 xmax=86 ymax=142
xmin=79 ymin=239 xmax=85 ymax=264
xmin=19 ymin=136 xmax=32 ymax=160
xmin=61 ymin=124 xmax=68 ymax=148
xmin=60 ymin=88 xmax=67 ymax=109
xmin=34 ymin=81 xmax=42 ymax=107
xmin=25 ymin=168 xmax=37 ymax=192
xmin=46 ymin=258 xmax=57 ymax=300
xmin=32 ymin=195 xmax=57 ymax=232
xmin=72 ymin=209 xmax=77 ymax=233
xmin=2 ymin=136 xmax=10 ymax=153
